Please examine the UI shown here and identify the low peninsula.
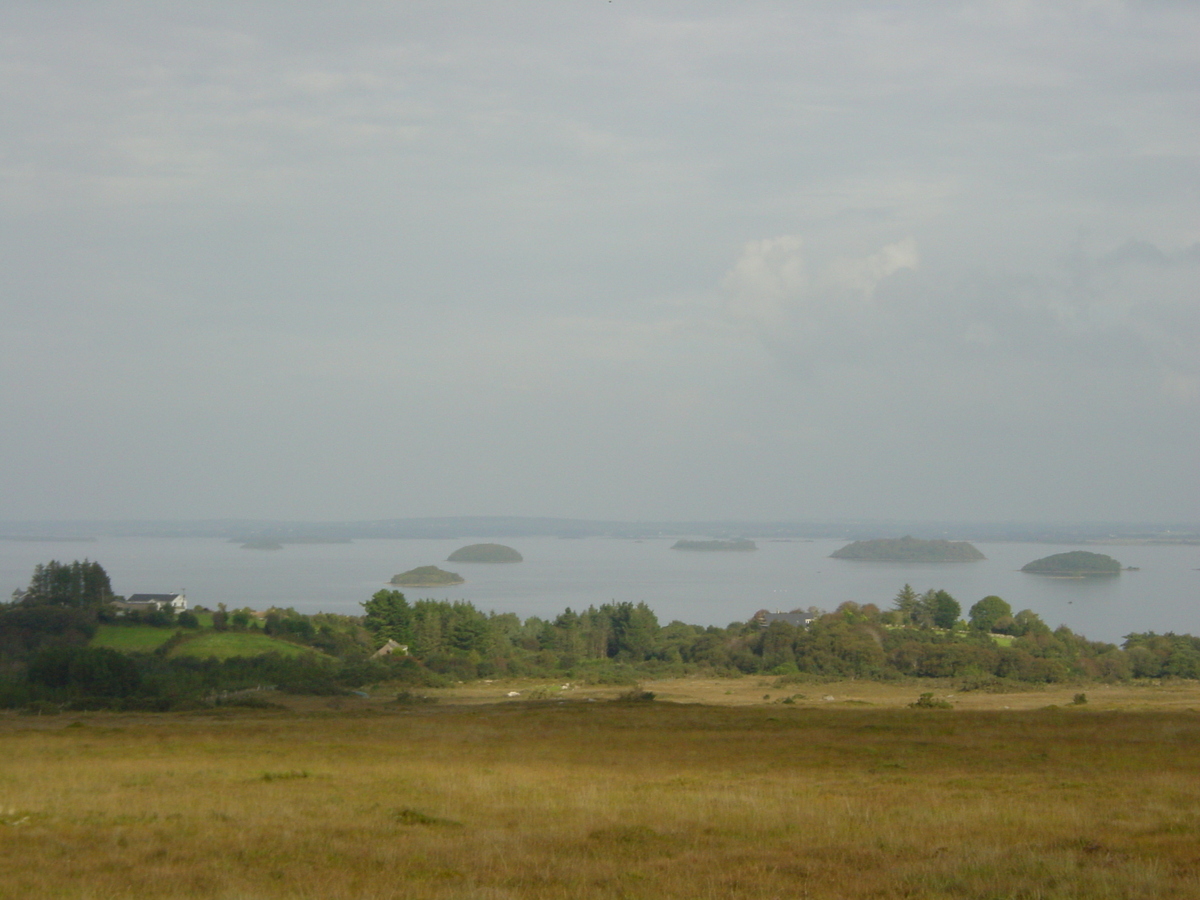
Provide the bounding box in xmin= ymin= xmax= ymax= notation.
xmin=240 ymin=539 xmax=283 ymax=551
xmin=671 ymin=539 xmax=757 ymax=551
xmin=390 ymin=565 xmax=465 ymax=587
xmin=1021 ymin=550 xmax=1121 ymax=577
xmin=447 ymin=543 xmax=523 ymax=563
xmin=831 ymin=536 xmax=985 ymax=562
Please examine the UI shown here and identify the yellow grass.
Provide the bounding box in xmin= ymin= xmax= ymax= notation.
xmin=2 ymin=682 xmax=1200 ymax=899
xmin=433 ymin=674 xmax=1200 ymax=712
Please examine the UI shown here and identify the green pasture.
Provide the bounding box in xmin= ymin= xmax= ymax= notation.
xmin=91 ymin=625 xmax=310 ymax=660
xmin=91 ymin=624 xmax=177 ymax=652
xmin=167 ymin=631 xmax=311 ymax=660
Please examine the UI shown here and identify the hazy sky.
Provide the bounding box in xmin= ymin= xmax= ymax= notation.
xmin=2 ymin=1 xmax=1197 ymax=523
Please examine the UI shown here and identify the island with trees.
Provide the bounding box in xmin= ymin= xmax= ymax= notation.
xmin=389 ymin=565 xmax=465 ymax=587
xmin=1021 ymin=550 xmax=1121 ymax=577
xmin=831 ymin=536 xmax=986 ymax=562
xmin=670 ymin=539 xmax=757 ymax=551
xmin=446 ymin=543 xmax=523 ymax=563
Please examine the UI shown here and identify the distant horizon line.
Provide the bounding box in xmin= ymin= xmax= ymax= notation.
xmin=1 ymin=515 xmax=1197 ymax=545
xmin=2 ymin=514 xmax=1198 ymax=524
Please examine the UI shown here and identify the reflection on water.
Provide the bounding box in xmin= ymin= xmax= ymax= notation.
xmin=2 ymin=536 xmax=1197 ymax=644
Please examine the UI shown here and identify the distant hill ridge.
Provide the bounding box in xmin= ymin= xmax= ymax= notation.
xmin=831 ymin=536 xmax=986 ymax=562
xmin=671 ymin=539 xmax=757 ymax=552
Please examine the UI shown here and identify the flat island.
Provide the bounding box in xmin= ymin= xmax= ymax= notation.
xmin=389 ymin=565 xmax=465 ymax=587
xmin=831 ymin=536 xmax=985 ymax=562
xmin=240 ymin=539 xmax=284 ymax=551
xmin=671 ymin=539 xmax=757 ymax=551
xmin=1021 ymin=550 xmax=1121 ymax=577
xmin=447 ymin=543 xmax=523 ymax=563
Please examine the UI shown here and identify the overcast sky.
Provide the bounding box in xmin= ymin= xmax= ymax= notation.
xmin=1 ymin=1 xmax=1197 ymax=524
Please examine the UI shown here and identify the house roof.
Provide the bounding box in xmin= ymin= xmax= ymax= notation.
xmin=372 ymin=639 xmax=409 ymax=658
xmin=127 ymin=593 xmax=183 ymax=603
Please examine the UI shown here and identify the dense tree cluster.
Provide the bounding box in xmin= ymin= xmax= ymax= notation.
xmin=885 ymin=585 xmax=961 ymax=629
xmin=16 ymin=559 xmax=115 ymax=607
xmin=354 ymin=585 xmax=1171 ymax=688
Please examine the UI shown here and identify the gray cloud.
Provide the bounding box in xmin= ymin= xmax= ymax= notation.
xmin=0 ymin=1 xmax=1197 ymax=523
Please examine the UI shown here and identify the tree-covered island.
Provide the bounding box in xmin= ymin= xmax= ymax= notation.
xmin=389 ymin=565 xmax=465 ymax=587
xmin=670 ymin=539 xmax=757 ymax=551
xmin=1021 ymin=550 xmax=1121 ymax=576
xmin=831 ymin=536 xmax=986 ymax=562
xmin=447 ymin=543 xmax=523 ymax=563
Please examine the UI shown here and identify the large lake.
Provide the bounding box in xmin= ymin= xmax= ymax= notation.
xmin=3 ymin=537 xmax=1197 ymax=644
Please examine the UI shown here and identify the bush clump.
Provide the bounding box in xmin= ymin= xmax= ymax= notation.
xmin=910 ymin=692 xmax=953 ymax=709
xmin=615 ymin=686 xmax=656 ymax=702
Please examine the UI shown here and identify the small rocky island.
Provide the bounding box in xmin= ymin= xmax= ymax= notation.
xmin=447 ymin=543 xmax=523 ymax=563
xmin=831 ymin=536 xmax=985 ymax=562
xmin=1021 ymin=550 xmax=1121 ymax=577
xmin=671 ymin=539 xmax=757 ymax=551
xmin=389 ymin=565 xmax=465 ymax=587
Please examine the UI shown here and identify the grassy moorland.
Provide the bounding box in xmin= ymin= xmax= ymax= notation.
xmin=2 ymin=684 xmax=1200 ymax=899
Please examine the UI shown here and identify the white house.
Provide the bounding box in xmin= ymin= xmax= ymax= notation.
xmin=113 ymin=592 xmax=189 ymax=613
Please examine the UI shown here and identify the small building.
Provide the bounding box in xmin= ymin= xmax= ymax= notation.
xmin=113 ymin=592 xmax=189 ymax=614
xmin=752 ymin=609 xmax=816 ymax=628
xmin=371 ymin=639 xmax=409 ymax=658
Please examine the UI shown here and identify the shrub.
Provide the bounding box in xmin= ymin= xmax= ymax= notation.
xmin=615 ymin=686 xmax=655 ymax=702
xmin=910 ymin=692 xmax=952 ymax=709
xmin=387 ymin=657 xmax=451 ymax=688
xmin=27 ymin=646 xmax=141 ymax=698
xmin=278 ymin=679 xmax=348 ymax=696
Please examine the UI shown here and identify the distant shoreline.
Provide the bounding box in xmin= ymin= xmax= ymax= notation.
xmin=387 ymin=580 xmax=465 ymax=588
xmin=1 ymin=535 xmax=97 ymax=543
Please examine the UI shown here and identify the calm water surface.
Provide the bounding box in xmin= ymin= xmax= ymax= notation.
xmin=3 ymin=537 xmax=1197 ymax=644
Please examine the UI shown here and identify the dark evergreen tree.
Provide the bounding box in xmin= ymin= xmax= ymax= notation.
xmin=362 ymin=589 xmax=414 ymax=646
xmin=22 ymin=560 xmax=115 ymax=607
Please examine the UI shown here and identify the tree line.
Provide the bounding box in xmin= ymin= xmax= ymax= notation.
xmin=3 ymin=561 xmax=1200 ymax=711
xmin=358 ymin=584 xmax=1197 ymax=684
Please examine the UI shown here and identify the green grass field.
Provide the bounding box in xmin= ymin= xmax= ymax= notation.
xmin=90 ymin=624 xmax=178 ymax=652
xmin=2 ymin=698 xmax=1199 ymax=899
xmin=166 ymin=630 xmax=310 ymax=660
xmin=90 ymin=625 xmax=311 ymax=660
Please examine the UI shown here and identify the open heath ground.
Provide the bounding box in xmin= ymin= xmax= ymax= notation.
xmin=2 ymin=681 xmax=1199 ymax=899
